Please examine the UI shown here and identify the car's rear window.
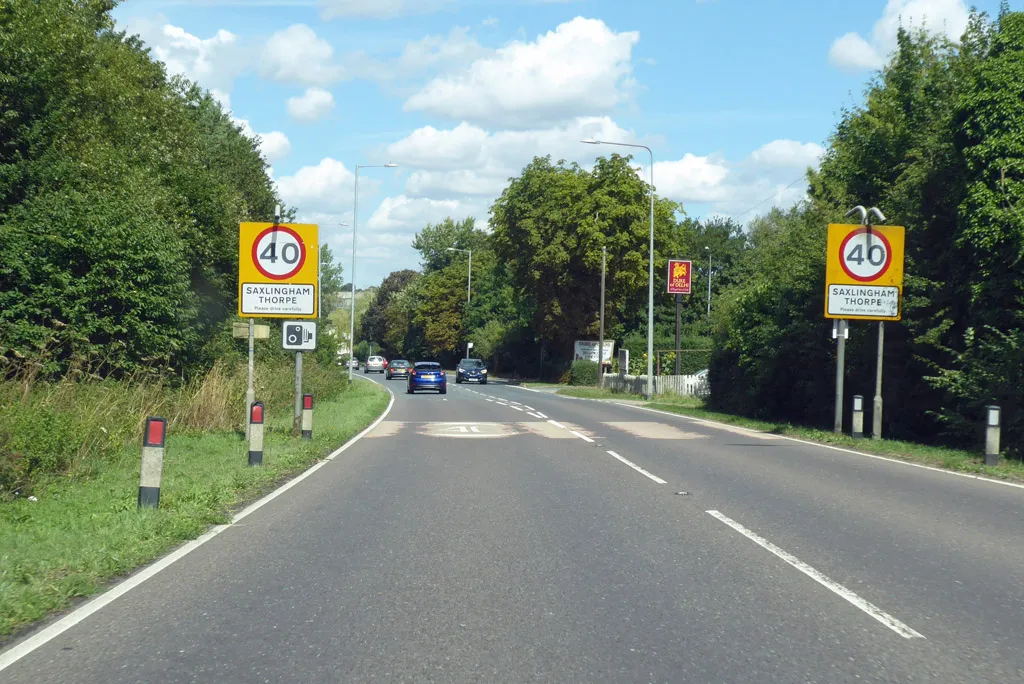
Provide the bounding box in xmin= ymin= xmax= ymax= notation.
xmin=391 ymin=360 xmax=409 ymax=367
xmin=415 ymin=362 xmax=442 ymax=370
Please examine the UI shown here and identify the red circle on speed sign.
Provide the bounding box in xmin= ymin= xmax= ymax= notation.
xmin=252 ymin=226 xmax=307 ymax=280
xmin=838 ymin=227 xmax=893 ymax=282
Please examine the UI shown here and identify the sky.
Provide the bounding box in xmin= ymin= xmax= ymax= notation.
xmin=112 ymin=0 xmax=1004 ymax=289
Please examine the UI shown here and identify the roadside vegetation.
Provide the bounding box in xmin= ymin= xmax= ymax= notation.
xmin=0 ymin=1 xmax=391 ymax=640
xmin=0 ymin=364 xmax=387 ymax=641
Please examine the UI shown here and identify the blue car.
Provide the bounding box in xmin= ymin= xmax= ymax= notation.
xmin=407 ymin=361 xmax=447 ymax=394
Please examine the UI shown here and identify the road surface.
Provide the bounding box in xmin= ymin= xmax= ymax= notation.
xmin=3 ymin=376 xmax=1024 ymax=683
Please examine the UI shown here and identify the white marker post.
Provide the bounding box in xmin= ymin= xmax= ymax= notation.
xmin=985 ymin=405 xmax=1001 ymax=466
xmin=851 ymin=395 xmax=864 ymax=440
xmin=302 ymin=393 xmax=313 ymax=441
xmin=138 ymin=417 xmax=166 ymax=510
xmin=249 ymin=401 xmax=264 ymax=467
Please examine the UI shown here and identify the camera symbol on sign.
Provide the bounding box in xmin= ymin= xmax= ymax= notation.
xmin=285 ymin=324 xmax=313 ymax=346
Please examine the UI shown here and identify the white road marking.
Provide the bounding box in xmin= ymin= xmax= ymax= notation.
xmin=522 ymin=406 xmax=535 ymax=411
xmin=535 ymin=412 xmax=548 ymax=419
xmin=606 ymin=450 xmax=667 ymax=484
xmin=705 ymin=510 xmax=925 ymax=639
xmin=0 ymin=379 xmax=397 ymax=672
xmin=528 ymin=412 xmax=545 ymax=419
xmin=509 ymin=406 xmax=524 ymax=412
xmin=570 ymin=430 xmax=594 ymax=443
xmin=618 ymin=403 xmax=1024 ymax=492
xmin=547 ymin=419 xmax=567 ymax=429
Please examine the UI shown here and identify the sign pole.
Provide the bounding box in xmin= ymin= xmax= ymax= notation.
xmin=674 ymin=294 xmax=682 ymax=376
xmin=873 ymin=321 xmax=884 ymax=439
xmin=293 ymin=350 xmax=303 ymax=437
xmin=599 ymin=244 xmax=606 ymax=388
xmin=246 ymin=318 xmax=255 ymax=440
xmin=834 ymin=319 xmax=846 ymax=434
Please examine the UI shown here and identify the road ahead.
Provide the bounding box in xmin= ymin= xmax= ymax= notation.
xmin=4 ymin=376 xmax=1024 ymax=683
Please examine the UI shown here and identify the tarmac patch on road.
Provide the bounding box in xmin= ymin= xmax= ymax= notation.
xmin=602 ymin=422 xmax=708 ymax=440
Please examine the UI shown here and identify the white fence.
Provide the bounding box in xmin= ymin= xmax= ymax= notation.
xmin=602 ymin=372 xmax=707 ymax=397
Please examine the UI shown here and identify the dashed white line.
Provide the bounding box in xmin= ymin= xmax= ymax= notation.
xmin=528 ymin=412 xmax=544 ymax=419
xmin=606 ymin=450 xmax=667 ymax=484
xmin=705 ymin=510 xmax=925 ymax=639
xmin=547 ymin=419 xmax=567 ymax=429
xmin=535 ymin=412 xmax=547 ymax=419
xmin=510 ymin=406 xmax=524 ymax=412
xmin=570 ymin=430 xmax=594 ymax=443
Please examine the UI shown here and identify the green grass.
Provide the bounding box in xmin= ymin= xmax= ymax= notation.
xmin=0 ymin=380 xmax=389 ymax=641
xmin=557 ymin=387 xmax=1024 ymax=482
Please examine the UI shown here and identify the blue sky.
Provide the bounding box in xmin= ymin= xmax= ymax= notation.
xmin=113 ymin=0 xmax=1003 ymax=288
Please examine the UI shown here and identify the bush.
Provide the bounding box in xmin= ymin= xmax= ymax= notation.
xmin=569 ymin=360 xmax=598 ymax=386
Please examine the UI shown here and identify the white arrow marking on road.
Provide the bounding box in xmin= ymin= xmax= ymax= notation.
xmin=706 ymin=510 xmax=924 ymax=639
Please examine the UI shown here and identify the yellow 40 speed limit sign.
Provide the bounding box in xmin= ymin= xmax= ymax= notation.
xmin=825 ymin=223 xmax=905 ymax=321
xmin=238 ymin=222 xmax=319 ymax=319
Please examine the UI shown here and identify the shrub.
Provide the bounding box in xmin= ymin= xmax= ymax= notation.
xmin=569 ymin=360 xmax=598 ymax=386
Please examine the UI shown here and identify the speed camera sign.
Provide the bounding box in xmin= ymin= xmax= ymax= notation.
xmin=825 ymin=224 xmax=905 ymax=321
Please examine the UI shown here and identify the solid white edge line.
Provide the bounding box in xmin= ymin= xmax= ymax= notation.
xmin=0 ymin=379 xmax=397 ymax=672
xmin=705 ymin=510 xmax=925 ymax=639
xmin=507 ymin=385 xmax=544 ymax=393
xmin=617 ymin=403 xmax=1024 ymax=492
xmin=570 ymin=430 xmax=595 ymax=443
xmin=606 ymin=450 xmax=667 ymax=484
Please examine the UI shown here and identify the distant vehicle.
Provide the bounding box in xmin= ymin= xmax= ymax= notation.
xmin=365 ymin=355 xmax=386 ymax=374
xmin=407 ymin=361 xmax=446 ymax=394
xmin=455 ymin=358 xmax=487 ymax=385
xmin=386 ymin=359 xmax=411 ymax=380
xmin=346 ymin=359 xmax=359 ymax=370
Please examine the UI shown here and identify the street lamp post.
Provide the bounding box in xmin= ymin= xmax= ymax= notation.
xmin=582 ymin=139 xmax=656 ymax=400
xmin=447 ymin=247 xmax=472 ymax=359
xmin=704 ymin=246 xmax=712 ymax=318
xmin=349 ymin=162 xmax=398 ymax=380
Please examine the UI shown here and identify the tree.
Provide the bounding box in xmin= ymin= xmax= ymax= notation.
xmin=359 ymin=270 xmax=419 ymax=355
xmin=411 ymin=217 xmax=489 ymax=273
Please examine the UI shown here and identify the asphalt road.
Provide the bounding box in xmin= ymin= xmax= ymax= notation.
xmin=4 ymin=375 xmax=1024 ymax=683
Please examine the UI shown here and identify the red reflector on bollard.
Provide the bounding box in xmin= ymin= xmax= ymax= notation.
xmin=251 ymin=402 xmax=264 ymax=423
xmin=144 ymin=417 xmax=166 ymax=447
xmin=303 ymin=394 xmax=313 ymax=410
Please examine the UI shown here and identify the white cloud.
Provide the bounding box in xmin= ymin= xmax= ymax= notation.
xmin=232 ymin=117 xmax=292 ymax=164
xmin=481 ymin=17 xmax=499 ymax=27
xmin=385 ymin=116 xmax=638 ymax=199
xmin=287 ymin=87 xmax=336 ymax=122
xmin=122 ymin=17 xmax=247 ymax=101
xmin=747 ymin=140 xmax=825 ymax=168
xmin=366 ymin=196 xmax=475 ymax=231
xmin=653 ymin=139 xmax=824 ymax=216
xmin=319 ymin=0 xmax=452 ymax=19
xmin=276 ymin=158 xmax=359 ymax=214
xmin=828 ymin=0 xmax=970 ymax=72
xmin=341 ymin=26 xmax=490 ymax=84
xmin=260 ymin=24 xmax=345 ymax=85
xmin=404 ymin=17 xmax=640 ymax=128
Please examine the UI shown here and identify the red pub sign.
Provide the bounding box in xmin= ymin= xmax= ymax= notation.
xmin=667 ymin=259 xmax=692 ymax=295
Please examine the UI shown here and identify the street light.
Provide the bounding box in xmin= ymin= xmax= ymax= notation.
xmin=704 ymin=246 xmax=712 ymax=318
xmin=582 ymin=138 xmax=656 ymax=400
xmin=447 ymin=247 xmax=472 ymax=359
xmin=349 ymin=162 xmax=398 ymax=380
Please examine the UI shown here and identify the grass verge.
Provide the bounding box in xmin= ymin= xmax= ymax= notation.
xmin=0 ymin=379 xmax=389 ymax=642
xmin=557 ymin=386 xmax=1024 ymax=483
